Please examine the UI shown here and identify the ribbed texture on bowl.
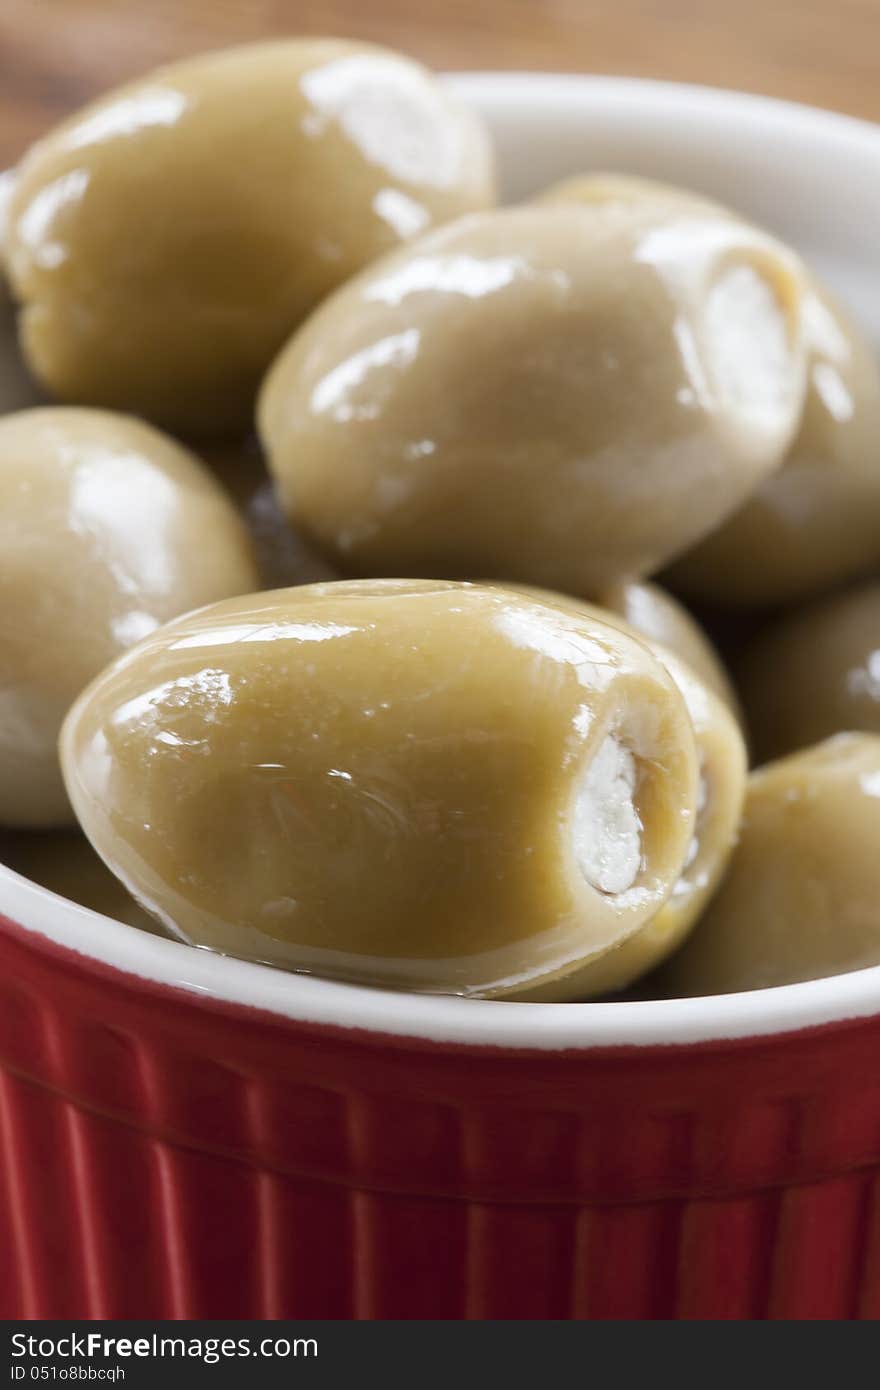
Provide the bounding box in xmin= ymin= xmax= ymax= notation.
xmin=3 ymin=915 xmax=880 ymax=1319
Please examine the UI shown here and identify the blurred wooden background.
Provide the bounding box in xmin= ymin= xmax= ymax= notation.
xmin=1 ymin=0 xmax=878 ymax=165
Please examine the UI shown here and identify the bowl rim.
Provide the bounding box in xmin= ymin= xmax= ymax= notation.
xmin=445 ymin=69 xmax=880 ymax=149
xmin=5 ymin=854 xmax=880 ymax=1049
xmin=5 ymin=71 xmax=880 ymax=1051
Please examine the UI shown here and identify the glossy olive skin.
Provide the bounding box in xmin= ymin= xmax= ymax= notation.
xmin=203 ymin=437 xmax=338 ymax=589
xmin=61 ymin=580 xmax=699 ymax=997
xmin=669 ymin=285 xmax=880 ymax=607
xmin=737 ymin=581 xmax=880 ymax=763
xmin=261 ymin=202 xmax=806 ymax=593
xmin=5 ymin=40 xmax=495 ymax=435
xmin=0 ymin=408 xmax=259 ymax=828
xmin=660 ymin=735 xmax=880 ymax=995
xmin=0 ymin=829 xmax=163 ymax=935
xmin=542 ymin=174 xmax=880 ymax=609
xmin=506 ymin=589 xmax=746 ymax=998
xmin=595 ymin=580 xmax=740 ymax=716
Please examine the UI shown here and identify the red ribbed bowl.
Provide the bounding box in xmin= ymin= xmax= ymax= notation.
xmin=4 ymin=74 xmax=880 ymax=1320
xmin=5 ymin=886 xmax=880 ymax=1321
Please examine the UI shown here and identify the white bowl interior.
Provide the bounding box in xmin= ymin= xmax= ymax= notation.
xmin=4 ymin=73 xmax=880 ymax=1048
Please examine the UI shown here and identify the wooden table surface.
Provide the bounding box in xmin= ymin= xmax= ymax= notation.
xmin=1 ymin=0 xmax=878 ymax=166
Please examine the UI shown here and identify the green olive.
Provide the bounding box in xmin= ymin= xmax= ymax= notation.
xmin=737 ymin=581 xmax=880 ymax=763
xmin=6 ymin=40 xmax=496 ymax=434
xmin=660 ymin=734 xmax=880 ymax=994
xmin=0 ymin=407 xmax=259 ymax=828
xmin=261 ymin=202 xmax=807 ymax=593
xmin=60 ymin=580 xmax=699 ymax=997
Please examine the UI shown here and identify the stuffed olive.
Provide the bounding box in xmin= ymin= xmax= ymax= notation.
xmin=60 ymin=580 xmax=700 ymax=997
xmin=261 ymin=203 xmax=807 ymax=593
xmin=6 ymin=40 xmax=496 ymax=433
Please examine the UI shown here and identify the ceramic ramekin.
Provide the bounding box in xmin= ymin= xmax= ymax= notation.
xmin=3 ymin=74 xmax=880 ymax=1321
